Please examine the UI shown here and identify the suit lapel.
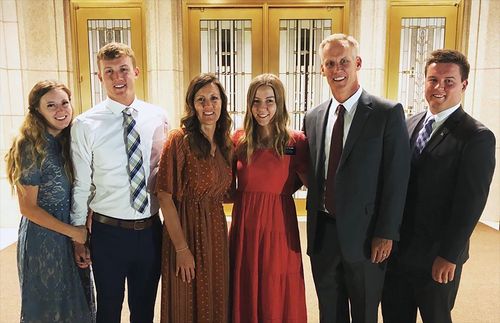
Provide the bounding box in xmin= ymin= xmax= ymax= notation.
xmin=425 ymin=107 xmax=465 ymax=154
xmin=340 ymin=91 xmax=372 ymax=166
xmin=408 ymin=112 xmax=426 ymax=151
xmin=314 ymin=99 xmax=331 ymax=177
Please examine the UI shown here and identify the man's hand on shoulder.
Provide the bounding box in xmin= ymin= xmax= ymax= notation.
xmin=371 ymin=237 xmax=393 ymax=263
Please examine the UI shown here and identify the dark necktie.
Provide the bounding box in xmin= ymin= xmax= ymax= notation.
xmin=123 ymin=107 xmax=148 ymax=213
xmin=325 ymin=104 xmax=345 ymax=216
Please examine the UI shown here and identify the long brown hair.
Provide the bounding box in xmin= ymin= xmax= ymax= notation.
xmin=5 ymin=80 xmax=74 ymax=194
xmin=237 ymin=73 xmax=291 ymax=161
xmin=181 ymin=73 xmax=233 ymax=164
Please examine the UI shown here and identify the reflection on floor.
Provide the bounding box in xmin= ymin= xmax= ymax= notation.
xmin=0 ymin=228 xmax=17 ymax=250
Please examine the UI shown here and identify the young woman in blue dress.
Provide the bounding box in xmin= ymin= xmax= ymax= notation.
xmin=5 ymin=80 xmax=95 ymax=323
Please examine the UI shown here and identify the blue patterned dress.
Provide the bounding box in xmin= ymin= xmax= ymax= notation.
xmin=17 ymin=133 xmax=96 ymax=323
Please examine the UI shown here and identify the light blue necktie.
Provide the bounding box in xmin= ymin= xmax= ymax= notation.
xmin=123 ymin=107 xmax=148 ymax=213
xmin=415 ymin=116 xmax=435 ymax=155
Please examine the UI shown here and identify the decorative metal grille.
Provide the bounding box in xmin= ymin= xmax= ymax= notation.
xmin=278 ymin=19 xmax=331 ymax=198
xmin=398 ymin=18 xmax=445 ymax=117
xmin=200 ymin=20 xmax=252 ymax=130
xmin=87 ymin=19 xmax=132 ymax=107
xmin=279 ymin=19 xmax=332 ymax=132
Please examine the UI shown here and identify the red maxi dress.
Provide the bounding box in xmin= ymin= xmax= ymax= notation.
xmin=229 ymin=130 xmax=308 ymax=323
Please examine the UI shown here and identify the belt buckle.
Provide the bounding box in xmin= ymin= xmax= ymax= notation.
xmin=133 ymin=219 xmax=146 ymax=230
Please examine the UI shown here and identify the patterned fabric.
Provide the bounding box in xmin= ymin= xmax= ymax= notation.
xmin=17 ymin=134 xmax=95 ymax=323
xmin=156 ymin=128 xmax=232 ymax=323
xmin=122 ymin=107 xmax=148 ymax=213
xmin=415 ymin=116 xmax=435 ymax=154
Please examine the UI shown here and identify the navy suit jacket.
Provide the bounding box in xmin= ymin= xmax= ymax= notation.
xmin=304 ymin=90 xmax=411 ymax=262
xmin=397 ymin=107 xmax=495 ymax=271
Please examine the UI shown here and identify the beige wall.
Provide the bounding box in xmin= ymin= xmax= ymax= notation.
xmin=356 ymin=0 xmax=388 ymax=97
xmin=463 ymin=0 xmax=499 ymax=226
xmin=0 ymin=0 xmax=72 ymax=227
xmin=0 ymin=0 xmax=498 ymax=229
xmin=144 ymin=0 xmax=183 ymax=129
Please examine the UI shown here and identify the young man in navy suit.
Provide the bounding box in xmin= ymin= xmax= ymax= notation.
xmin=382 ymin=49 xmax=496 ymax=323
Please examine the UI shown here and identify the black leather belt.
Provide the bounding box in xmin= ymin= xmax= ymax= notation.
xmin=93 ymin=212 xmax=159 ymax=230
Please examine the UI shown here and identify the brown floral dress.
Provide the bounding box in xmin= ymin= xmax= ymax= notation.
xmin=156 ymin=128 xmax=232 ymax=323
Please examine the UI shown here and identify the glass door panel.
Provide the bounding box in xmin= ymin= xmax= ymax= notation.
xmin=398 ymin=17 xmax=445 ymax=116
xmin=187 ymin=5 xmax=346 ymax=207
xmin=75 ymin=7 xmax=144 ymax=113
xmin=268 ymin=7 xmax=343 ymax=199
xmin=187 ymin=8 xmax=262 ymax=130
xmin=199 ymin=19 xmax=253 ymax=129
xmin=87 ymin=19 xmax=132 ymax=107
xmin=269 ymin=8 xmax=343 ymax=132
xmin=386 ymin=6 xmax=458 ymax=116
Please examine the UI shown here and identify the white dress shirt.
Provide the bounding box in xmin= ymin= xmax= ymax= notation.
xmin=324 ymin=86 xmax=363 ymax=180
xmin=423 ymin=103 xmax=461 ymax=138
xmin=70 ymin=97 xmax=169 ymax=225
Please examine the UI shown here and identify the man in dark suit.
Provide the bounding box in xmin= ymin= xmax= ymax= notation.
xmin=381 ymin=49 xmax=496 ymax=323
xmin=303 ymin=33 xmax=411 ymax=323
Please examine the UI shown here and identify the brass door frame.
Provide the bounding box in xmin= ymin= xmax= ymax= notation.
xmin=385 ymin=0 xmax=464 ymax=101
xmin=183 ymin=1 xmax=348 ymax=215
xmin=70 ymin=1 xmax=146 ymax=114
xmin=182 ymin=0 xmax=349 ymax=88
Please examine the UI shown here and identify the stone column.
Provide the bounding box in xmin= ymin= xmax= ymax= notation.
xmin=143 ymin=0 xmax=184 ymax=128
xmin=356 ymin=0 xmax=387 ymax=97
xmin=464 ymin=0 xmax=499 ymax=228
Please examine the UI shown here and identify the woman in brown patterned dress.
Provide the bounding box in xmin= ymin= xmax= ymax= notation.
xmin=156 ymin=73 xmax=233 ymax=323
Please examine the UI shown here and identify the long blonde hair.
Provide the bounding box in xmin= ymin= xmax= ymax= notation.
xmin=5 ymin=80 xmax=73 ymax=194
xmin=237 ymin=74 xmax=291 ymax=161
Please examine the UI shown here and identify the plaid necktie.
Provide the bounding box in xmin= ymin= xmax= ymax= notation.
xmin=122 ymin=107 xmax=148 ymax=213
xmin=415 ymin=116 xmax=435 ymax=155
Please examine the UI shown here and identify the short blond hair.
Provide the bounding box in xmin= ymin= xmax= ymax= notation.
xmin=318 ymin=33 xmax=359 ymax=61
xmin=97 ymin=42 xmax=137 ymax=68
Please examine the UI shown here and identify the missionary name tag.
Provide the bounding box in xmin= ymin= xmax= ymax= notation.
xmin=284 ymin=146 xmax=296 ymax=155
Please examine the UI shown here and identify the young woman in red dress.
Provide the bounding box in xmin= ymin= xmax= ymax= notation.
xmin=230 ymin=73 xmax=309 ymax=323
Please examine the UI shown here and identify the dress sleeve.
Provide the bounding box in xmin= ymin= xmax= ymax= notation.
xmin=230 ymin=129 xmax=244 ymax=162
xmin=232 ymin=129 xmax=244 ymax=145
xmin=19 ymin=143 xmax=42 ymax=186
xmin=294 ymin=130 xmax=309 ymax=175
xmin=155 ymin=128 xmax=186 ymax=200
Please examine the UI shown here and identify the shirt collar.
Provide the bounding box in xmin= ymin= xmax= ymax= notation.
xmin=331 ymin=86 xmax=363 ymax=115
xmin=105 ymin=97 xmax=139 ymax=115
xmin=424 ymin=102 xmax=461 ymax=123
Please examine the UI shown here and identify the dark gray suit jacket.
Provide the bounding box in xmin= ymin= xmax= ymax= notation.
xmin=304 ymin=90 xmax=411 ymax=262
xmin=397 ymin=107 xmax=495 ymax=271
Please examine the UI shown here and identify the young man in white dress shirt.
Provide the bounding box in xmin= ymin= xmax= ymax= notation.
xmin=71 ymin=42 xmax=168 ymax=323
